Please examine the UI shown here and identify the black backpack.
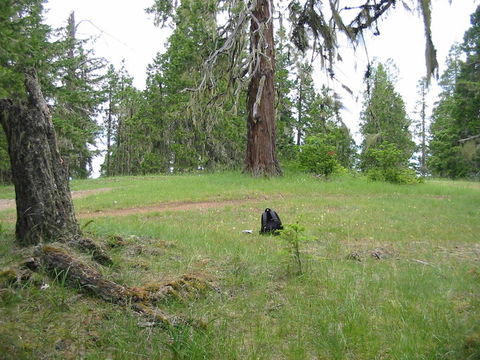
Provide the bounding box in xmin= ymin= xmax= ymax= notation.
xmin=260 ymin=208 xmax=283 ymax=234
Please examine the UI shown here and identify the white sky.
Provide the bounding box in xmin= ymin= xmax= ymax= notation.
xmin=44 ymin=0 xmax=479 ymax=175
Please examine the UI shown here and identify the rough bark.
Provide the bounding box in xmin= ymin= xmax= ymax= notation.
xmin=0 ymin=71 xmax=80 ymax=246
xmin=245 ymin=0 xmax=281 ymax=177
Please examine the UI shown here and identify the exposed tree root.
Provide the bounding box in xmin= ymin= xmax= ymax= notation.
xmin=0 ymin=268 xmax=32 ymax=288
xmin=67 ymin=236 xmax=113 ymax=266
xmin=36 ymin=245 xmax=138 ymax=304
xmin=26 ymin=244 xmax=213 ymax=327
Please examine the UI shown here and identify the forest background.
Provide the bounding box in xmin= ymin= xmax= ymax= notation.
xmin=43 ymin=0 xmax=480 ymax=179
xmin=0 ymin=0 xmax=478 ymax=182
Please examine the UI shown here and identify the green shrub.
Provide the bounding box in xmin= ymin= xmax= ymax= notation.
xmin=366 ymin=167 xmax=422 ymax=184
xmin=299 ymin=136 xmax=340 ymax=177
xmin=363 ymin=142 xmax=421 ymax=184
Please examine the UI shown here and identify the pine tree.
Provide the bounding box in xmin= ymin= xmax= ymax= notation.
xmin=413 ymin=77 xmax=429 ymax=176
xmin=144 ymin=0 xmax=245 ymax=173
xmin=0 ymin=1 xmax=109 ymax=247
xmin=429 ymin=6 xmax=480 ymax=178
xmin=303 ymin=85 xmax=356 ymax=169
xmin=100 ymin=63 xmax=143 ymax=176
xmin=293 ymin=61 xmax=317 ymax=146
xmin=0 ymin=0 xmax=50 ymax=183
xmin=0 ymin=1 xmax=81 ymax=244
xmin=360 ymin=62 xmax=415 ymax=171
xmin=50 ymin=12 xmax=106 ymax=178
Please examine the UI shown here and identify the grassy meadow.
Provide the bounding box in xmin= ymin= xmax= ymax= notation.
xmin=0 ymin=171 xmax=479 ymax=359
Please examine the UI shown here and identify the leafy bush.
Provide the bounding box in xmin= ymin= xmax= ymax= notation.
xmin=299 ymin=136 xmax=340 ymax=177
xmin=366 ymin=167 xmax=422 ymax=184
xmin=363 ymin=142 xmax=421 ymax=184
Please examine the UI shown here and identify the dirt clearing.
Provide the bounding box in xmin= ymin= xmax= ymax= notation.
xmin=1 ymin=194 xmax=273 ymax=222
xmin=0 ymin=188 xmax=113 ymax=212
xmin=77 ymin=198 xmax=259 ymax=218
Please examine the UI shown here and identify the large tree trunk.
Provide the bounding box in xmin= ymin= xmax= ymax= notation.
xmin=0 ymin=70 xmax=80 ymax=246
xmin=245 ymin=0 xmax=281 ymax=176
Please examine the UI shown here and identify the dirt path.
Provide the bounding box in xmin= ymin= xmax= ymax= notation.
xmin=0 ymin=191 xmax=272 ymax=222
xmin=0 ymin=199 xmax=15 ymax=212
xmin=77 ymin=198 xmax=258 ymax=219
xmin=0 ymin=188 xmax=113 ymax=212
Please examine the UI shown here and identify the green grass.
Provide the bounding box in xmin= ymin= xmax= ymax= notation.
xmin=1 ymin=172 xmax=479 ymax=359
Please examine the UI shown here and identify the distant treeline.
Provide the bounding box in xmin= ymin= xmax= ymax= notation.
xmin=1 ymin=2 xmax=478 ymax=182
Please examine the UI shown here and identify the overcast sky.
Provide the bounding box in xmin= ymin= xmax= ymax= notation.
xmin=44 ymin=0 xmax=479 ymax=175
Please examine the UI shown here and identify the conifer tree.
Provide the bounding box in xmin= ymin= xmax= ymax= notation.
xmin=0 ymin=1 xmax=107 ymax=247
xmin=359 ymin=62 xmax=415 ymax=171
xmin=50 ymin=12 xmax=106 ymax=178
xmin=274 ymin=15 xmax=296 ymax=161
xmin=428 ymin=47 xmax=465 ymax=178
xmin=429 ymin=6 xmax=480 ymax=178
xmin=293 ymin=61 xmax=317 ymax=146
xmin=0 ymin=0 xmax=81 ymax=244
xmin=101 ymin=63 xmax=143 ymax=176
xmin=144 ymin=0 xmax=245 ymax=173
xmin=0 ymin=0 xmax=50 ymax=183
xmin=413 ymin=77 xmax=429 ymax=176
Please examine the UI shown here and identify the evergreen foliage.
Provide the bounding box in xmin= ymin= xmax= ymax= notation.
xmin=304 ymin=86 xmax=356 ymax=169
xmin=413 ymin=77 xmax=429 ymax=176
xmin=293 ymin=61 xmax=317 ymax=146
xmin=50 ymin=12 xmax=106 ymax=178
xmin=105 ymin=0 xmax=245 ymax=175
xmin=0 ymin=0 xmax=50 ymax=98
xmin=0 ymin=0 xmax=50 ymax=183
xmin=359 ymin=62 xmax=416 ymax=183
xmin=101 ymin=64 xmax=144 ymax=176
xmin=1 ymin=1 xmax=467 ymax=182
xmin=0 ymin=3 xmax=105 ymax=180
xmin=429 ymin=6 xmax=480 ymax=179
xmin=275 ymin=18 xmax=296 ymax=162
xmin=363 ymin=142 xmax=421 ymax=184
